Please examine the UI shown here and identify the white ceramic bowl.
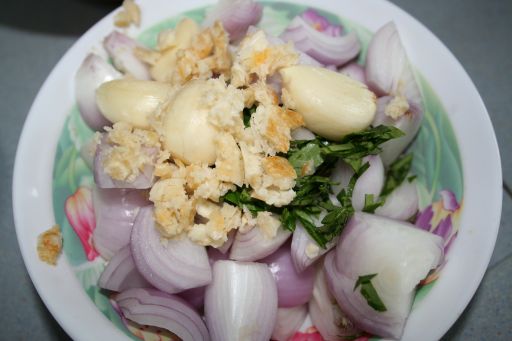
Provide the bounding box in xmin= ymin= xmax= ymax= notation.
xmin=13 ymin=0 xmax=501 ymax=340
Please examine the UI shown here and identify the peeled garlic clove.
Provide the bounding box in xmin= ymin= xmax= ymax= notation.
xmin=96 ymin=79 xmax=175 ymax=128
xmin=162 ymin=80 xmax=219 ymax=165
xmin=151 ymin=18 xmax=200 ymax=82
xmin=280 ymin=65 xmax=376 ymax=141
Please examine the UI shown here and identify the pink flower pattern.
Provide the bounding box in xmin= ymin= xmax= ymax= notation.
xmin=65 ymin=186 xmax=99 ymax=261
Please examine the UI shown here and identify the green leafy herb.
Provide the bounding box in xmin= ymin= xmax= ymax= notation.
xmin=243 ymin=106 xmax=257 ymax=127
xmin=287 ymin=125 xmax=404 ymax=178
xmin=221 ymin=186 xmax=271 ymax=216
xmin=381 ymin=154 xmax=414 ymax=197
xmin=280 ymin=208 xmax=296 ymax=232
xmin=354 ymin=274 xmax=387 ymax=312
xmin=362 ymin=194 xmax=384 ymax=213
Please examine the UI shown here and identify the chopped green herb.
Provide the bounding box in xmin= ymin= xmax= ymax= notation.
xmin=280 ymin=208 xmax=296 ymax=232
xmin=243 ymin=106 xmax=257 ymax=127
xmin=354 ymin=274 xmax=387 ymax=312
xmin=286 ymin=125 xmax=404 ymax=178
xmin=381 ymin=153 xmax=413 ymax=197
xmin=362 ymin=194 xmax=384 ymax=213
xmin=221 ymin=186 xmax=271 ymax=216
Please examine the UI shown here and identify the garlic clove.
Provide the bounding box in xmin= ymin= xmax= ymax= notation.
xmin=151 ymin=18 xmax=200 ymax=82
xmin=96 ymin=79 xmax=175 ymax=128
xmin=280 ymin=65 xmax=376 ymax=141
xmin=162 ymin=80 xmax=219 ymax=165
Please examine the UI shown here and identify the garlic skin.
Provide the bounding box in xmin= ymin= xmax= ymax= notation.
xmin=162 ymin=80 xmax=219 ymax=165
xmin=280 ymin=65 xmax=377 ymax=141
xmin=96 ymin=79 xmax=175 ymax=128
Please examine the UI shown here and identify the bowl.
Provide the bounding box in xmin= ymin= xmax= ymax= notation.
xmin=12 ymin=0 xmax=502 ymax=340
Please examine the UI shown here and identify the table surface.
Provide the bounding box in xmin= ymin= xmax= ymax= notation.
xmin=1 ymin=0 xmax=511 ymax=340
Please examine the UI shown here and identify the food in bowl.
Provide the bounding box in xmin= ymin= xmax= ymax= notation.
xmin=51 ymin=0 xmax=463 ymax=340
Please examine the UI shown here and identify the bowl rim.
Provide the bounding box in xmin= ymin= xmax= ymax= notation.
xmin=12 ymin=0 xmax=502 ymax=340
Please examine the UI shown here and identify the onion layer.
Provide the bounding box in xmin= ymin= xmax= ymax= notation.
xmin=330 ymin=155 xmax=385 ymax=211
xmin=324 ymin=212 xmax=444 ymax=339
xmin=229 ymin=225 xmax=291 ymax=262
xmin=375 ymin=180 xmax=419 ymax=221
xmin=104 ymin=31 xmax=151 ymax=80
xmin=131 ymin=206 xmax=212 ymax=293
xmin=365 ymin=22 xmax=422 ymax=107
xmin=205 ymin=260 xmax=277 ymax=341
xmin=271 ymin=305 xmax=307 ymax=341
xmin=280 ymin=15 xmax=360 ymax=66
xmin=372 ymin=96 xmax=423 ymax=166
xmin=340 ymin=62 xmax=367 ymax=85
xmin=261 ymin=242 xmax=315 ymax=307
xmin=115 ymin=288 xmax=210 ymax=341
xmin=309 ymin=268 xmax=359 ymax=341
xmin=98 ymin=245 xmax=151 ymax=291
xmin=75 ymin=54 xmax=120 ymax=130
xmin=92 ymin=187 xmax=149 ymax=260
xmin=291 ymin=222 xmax=336 ymax=273
xmin=203 ymin=0 xmax=263 ymax=41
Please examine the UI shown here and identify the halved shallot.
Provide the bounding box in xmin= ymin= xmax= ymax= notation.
xmin=131 ymin=206 xmax=212 ymax=293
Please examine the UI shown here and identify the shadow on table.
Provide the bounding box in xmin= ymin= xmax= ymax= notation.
xmin=0 ymin=0 xmax=119 ymax=36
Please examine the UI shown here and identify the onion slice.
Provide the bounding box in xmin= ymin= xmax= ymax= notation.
xmin=340 ymin=62 xmax=367 ymax=85
xmin=309 ymin=268 xmax=359 ymax=341
xmin=205 ymin=260 xmax=277 ymax=341
xmin=92 ymin=187 xmax=149 ymax=260
xmin=229 ymin=225 xmax=291 ymax=261
xmin=291 ymin=222 xmax=336 ymax=273
xmin=93 ymin=135 xmax=156 ymax=189
xmin=98 ymin=245 xmax=151 ymax=291
xmin=203 ymin=0 xmax=263 ymax=42
xmin=271 ymin=305 xmax=308 ymax=341
xmin=324 ymin=212 xmax=444 ymax=339
xmin=104 ymin=31 xmax=151 ymax=80
xmin=375 ymin=180 xmax=419 ymax=221
xmin=261 ymin=242 xmax=315 ymax=307
xmin=372 ymin=96 xmax=423 ymax=166
xmin=330 ymin=155 xmax=385 ymax=211
xmin=131 ymin=206 xmax=212 ymax=293
xmin=280 ymin=15 xmax=360 ymax=66
xmin=75 ymin=54 xmax=120 ymax=131
xmin=115 ymin=288 xmax=210 ymax=341
xmin=365 ymin=22 xmax=422 ymax=107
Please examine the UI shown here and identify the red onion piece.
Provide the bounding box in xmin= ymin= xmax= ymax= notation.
xmin=98 ymin=245 xmax=151 ymax=291
xmin=92 ymin=187 xmax=149 ymax=260
xmin=131 ymin=206 xmax=212 ymax=294
xmin=178 ymin=285 xmax=206 ymax=312
xmin=372 ymin=96 xmax=423 ymax=166
xmin=271 ymin=305 xmax=307 ymax=341
xmin=217 ymin=229 xmax=235 ymax=254
xmin=309 ymin=268 xmax=359 ymax=341
xmin=261 ymin=242 xmax=315 ymax=307
xmin=115 ymin=288 xmax=210 ymax=341
xmin=291 ymin=127 xmax=316 ymax=141
xmin=75 ymin=54 xmax=120 ymax=131
xmin=104 ymin=31 xmax=151 ymax=80
xmin=324 ymin=213 xmax=444 ymax=339
xmin=330 ymin=155 xmax=385 ymax=211
xmin=339 ymin=62 xmax=367 ymax=85
xmin=280 ymin=16 xmax=360 ymax=66
xmin=203 ymin=0 xmax=263 ymax=42
xmin=291 ymin=222 xmax=336 ymax=273
xmin=229 ymin=225 xmax=291 ymax=261
xmin=205 ymin=260 xmax=277 ymax=341
xmin=365 ymin=22 xmax=422 ymax=108
xmin=300 ymin=9 xmax=343 ymax=37
xmin=375 ymin=180 xmax=419 ymax=221
xmin=93 ymin=135 xmax=156 ymax=189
